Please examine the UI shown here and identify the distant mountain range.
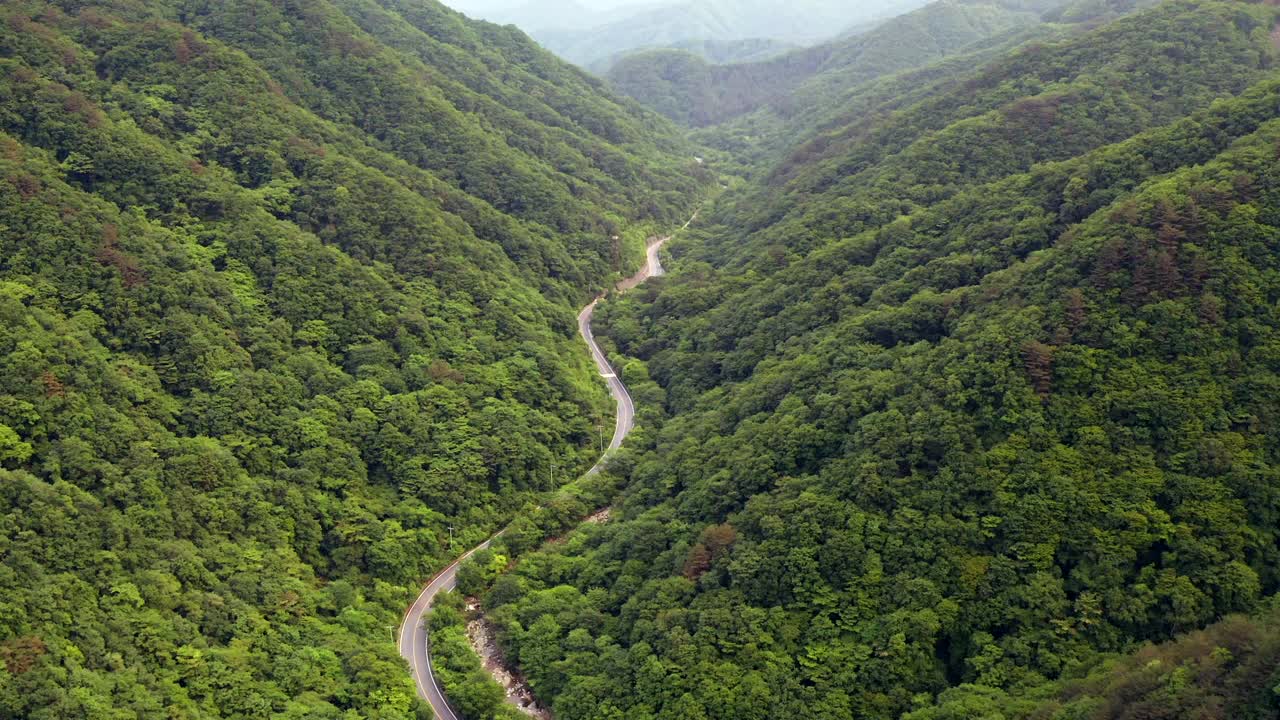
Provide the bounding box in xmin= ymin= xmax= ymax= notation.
xmin=605 ymin=0 xmax=1053 ymax=127
xmin=445 ymin=0 xmax=929 ymax=68
xmin=586 ymin=35 xmax=801 ymax=74
xmin=446 ymin=0 xmax=624 ymax=33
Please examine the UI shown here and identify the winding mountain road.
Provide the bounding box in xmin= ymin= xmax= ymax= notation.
xmin=398 ymin=228 xmax=680 ymax=720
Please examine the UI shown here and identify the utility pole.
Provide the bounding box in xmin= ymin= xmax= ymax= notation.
xmin=447 ymin=525 xmax=455 ymax=551
xmin=550 ymin=458 xmax=556 ymax=487
xmin=597 ymin=419 xmax=604 ymax=452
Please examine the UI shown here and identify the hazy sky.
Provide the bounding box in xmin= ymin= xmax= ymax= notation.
xmin=558 ymin=0 xmax=650 ymax=7
xmin=572 ymin=0 xmax=653 ymax=7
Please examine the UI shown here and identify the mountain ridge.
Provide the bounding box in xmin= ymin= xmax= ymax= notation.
xmin=467 ymin=2 xmax=1280 ymax=718
xmin=0 ymin=1 xmax=706 ymax=717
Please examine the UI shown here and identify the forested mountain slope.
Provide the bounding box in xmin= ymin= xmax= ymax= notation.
xmin=474 ymin=1 xmax=1280 ymax=718
xmin=606 ymin=0 xmax=1054 ymax=127
xmin=909 ymin=603 xmax=1280 ymax=718
xmin=677 ymin=0 xmax=1157 ymax=175
xmin=0 ymin=0 xmax=704 ymax=717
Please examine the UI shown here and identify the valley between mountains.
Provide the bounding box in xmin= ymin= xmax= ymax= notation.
xmin=399 ymin=228 xmax=679 ymax=720
xmin=5 ymin=0 xmax=1280 ymax=719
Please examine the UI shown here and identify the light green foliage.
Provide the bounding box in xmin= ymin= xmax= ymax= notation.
xmin=456 ymin=548 xmax=510 ymax=597
xmin=0 ymin=425 xmax=32 ymax=465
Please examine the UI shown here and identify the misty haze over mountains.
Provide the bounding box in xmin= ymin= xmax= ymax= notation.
xmin=442 ymin=0 xmax=928 ymax=68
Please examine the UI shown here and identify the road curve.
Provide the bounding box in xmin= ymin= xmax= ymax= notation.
xmin=578 ymin=298 xmax=634 ymax=455
xmin=398 ymin=536 xmax=501 ymax=720
xmin=398 ymin=230 xmax=677 ymax=719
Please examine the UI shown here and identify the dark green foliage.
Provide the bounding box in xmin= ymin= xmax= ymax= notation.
xmin=909 ymin=605 xmax=1280 ymax=718
xmin=484 ymin=2 xmax=1280 ymax=718
xmin=0 ymin=0 xmax=703 ymax=717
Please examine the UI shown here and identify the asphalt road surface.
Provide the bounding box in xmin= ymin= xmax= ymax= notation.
xmin=398 ymin=230 xmax=677 ymax=719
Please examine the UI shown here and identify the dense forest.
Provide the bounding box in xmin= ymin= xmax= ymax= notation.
xmin=0 ymin=0 xmax=705 ymax=717
xmin=8 ymin=0 xmax=1280 ymax=717
xmin=458 ymin=0 xmax=1280 ymax=718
